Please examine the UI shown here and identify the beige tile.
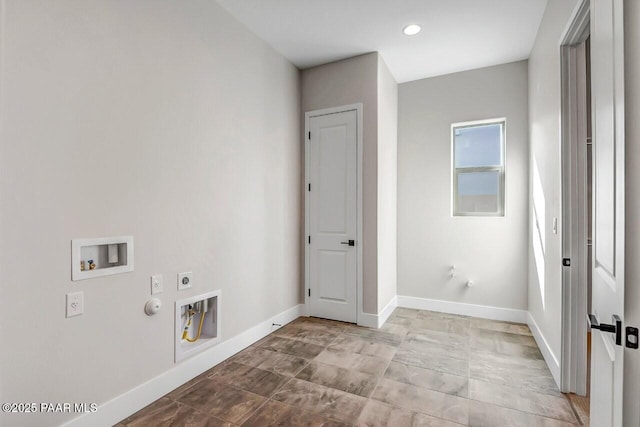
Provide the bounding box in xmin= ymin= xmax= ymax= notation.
xmin=242 ymin=399 xmax=348 ymax=427
xmin=356 ymin=400 xmax=466 ymax=427
xmin=175 ymin=379 xmax=265 ymax=425
xmin=255 ymin=335 xmax=325 ymax=359
xmin=401 ymin=331 xmax=469 ymax=361
xmin=275 ymin=325 xmax=339 ymax=347
xmin=470 ymin=317 xmax=532 ymax=336
xmin=385 ymin=361 xmax=468 ymax=397
xmin=393 ymin=346 xmax=468 ymax=377
xmin=411 ymin=317 xmax=469 ymax=337
xmin=207 ymin=362 xmax=288 ymax=397
xmin=272 ymin=378 xmax=368 ymax=424
xmin=386 ymin=315 xmax=414 ymax=327
xmin=379 ymin=322 xmax=410 ymax=337
xmin=371 ymin=378 xmax=469 ymax=425
xmin=290 ymin=317 xmax=352 ymax=334
xmin=328 ymin=334 xmax=398 ymax=359
xmin=470 ymin=327 xmax=537 ymax=347
xmin=342 ymin=326 xmax=405 ymax=346
xmin=230 ymin=347 xmax=309 ymax=377
xmin=392 ymin=308 xmax=422 ymax=319
xmin=315 ymin=347 xmax=390 ymax=376
xmin=296 ymin=360 xmax=379 ymax=397
xmin=468 ymin=399 xmax=578 ymax=427
xmin=469 ymin=352 xmax=561 ymax=396
xmin=404 ymin=329 xmax=469 ymax=349
xmin=470 ymin=348 xmax=551 ymax=372
xmin=470 ymin=333 xmax=543 ymax=359
xmin=469 ymin=379 xmax=577 ymax=423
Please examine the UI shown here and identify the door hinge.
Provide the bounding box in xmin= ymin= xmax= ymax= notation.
xmin=308 ymin=289 xmax=311 ymax=297
xmin=308 ymin=131 xmax=311 ymax=140
xmin=308 ymin=235 xmax=311 ymax=244
xmin=562 ymin=258 xmax=571 ymax=267
xmin=308 ymin=183 xmax=311 ymax=192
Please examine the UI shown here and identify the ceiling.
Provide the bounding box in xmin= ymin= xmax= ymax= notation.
xmin=216 ymin=0 xmax=548 ymax=83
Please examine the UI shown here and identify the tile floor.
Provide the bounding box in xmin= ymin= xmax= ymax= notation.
xmin=117 ymin=308 xmax=586 ymax=426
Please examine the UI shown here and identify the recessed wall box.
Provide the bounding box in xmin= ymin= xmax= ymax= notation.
xmin=71 ymin=236 xmax=134 ymax=281
xmin=175 ymin=290 xmax=221 ymax=362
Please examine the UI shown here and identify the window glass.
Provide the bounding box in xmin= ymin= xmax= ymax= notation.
xmin=456 ymin=171 xmax=500 ymax=213
xmin=452 ymin=120 xmax=505 ymax=216
xmin=454 ymin=124 xmax=502 ymax=168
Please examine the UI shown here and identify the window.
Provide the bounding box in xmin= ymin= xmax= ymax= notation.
xmin=452 ymin=119 xmax=505 ymax=216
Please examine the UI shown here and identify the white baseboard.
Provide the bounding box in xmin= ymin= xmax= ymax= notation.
xmin=396 ymin=295 xmax=528 ymax=323
xmin=378 ymin=295 xmax=398 ymax=327
xmin=357 ymin=311 xmax=378 ymax=328
xmin=62 ymin=304 xmax=305 ymax=427
xmin=527 ymin=312 xmax=561 ymax=387
xmin=357 ymin=296 xmax=398 ymax=329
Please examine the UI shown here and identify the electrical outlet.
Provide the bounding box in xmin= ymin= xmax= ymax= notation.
xmin=151 ymin=274 xmax=163 ymax=295
xmin=177 ymin=272 xmax=192 ymax=291
xmin=66 ymin=292 xmax=84 ymax=318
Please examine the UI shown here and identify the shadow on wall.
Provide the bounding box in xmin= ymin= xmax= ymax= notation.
xmin=532 ymin=156 xmax=546 ymax=309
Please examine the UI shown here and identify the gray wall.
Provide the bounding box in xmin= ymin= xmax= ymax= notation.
xmin=527 ymin=0 xmax=579 ymax=369
xmin=624 ymin=0 xmax=640 ymax=424
xmin=377 ymin=56 xmax=398 ymax=312
xmin=301 ymin=53 xmax=380 ymax=314
xmin=397 ymin=61 xmax=529 ymax=310
xmin=0 ymin=1 xmax=301 ymax=425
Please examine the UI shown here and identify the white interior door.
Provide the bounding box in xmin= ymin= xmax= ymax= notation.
xmin=589 ymin=0 xmax=625 ymax=425
xmin=306 ymin=109 xmax=358 ymax=323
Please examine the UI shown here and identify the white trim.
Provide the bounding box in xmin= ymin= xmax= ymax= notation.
xmin=396 ymin=295 xmax=527 ymax=323
xmin=357 ymin=311 xmax=379 ymax=329
xmin=528 ymin=312 xmax=561 ymax=387
xmin=559 ymin=0 xmax=590 ymax=396
xmin=304 ymin=103 xmax=364 ymax=326
xmin=560 ymin=0 xmax=590 ymax=46
xmin=62 ymin=304 xmax=305 ymax=427
xmin=378 ymin=295 xmax=398 ymax=327
xmin=356 ymin=296 xmax=399 ymax=329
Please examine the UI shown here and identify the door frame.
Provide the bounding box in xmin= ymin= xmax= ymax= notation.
xmin=560 ymin=0 xmax=590 ymax=396
xmin=560 ymin=0 xmax=590 ymax=395
xmin=304 ymin=103 xmax=363 ymax=324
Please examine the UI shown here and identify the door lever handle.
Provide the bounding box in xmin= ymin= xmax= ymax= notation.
xmin=340 ymin=240 xmax=355 ymax=246
xmin=588 ymin=314 xmax=622 ymax=345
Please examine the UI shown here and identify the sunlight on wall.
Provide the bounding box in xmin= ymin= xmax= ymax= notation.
xmin=532 ymin=156 xmax=546 ymax=308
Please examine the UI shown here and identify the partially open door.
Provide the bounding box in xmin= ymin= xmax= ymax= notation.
xmin=588 ymin=0 xmax=625 ymax=425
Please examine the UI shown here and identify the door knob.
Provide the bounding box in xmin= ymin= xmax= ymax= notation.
xmin=588 ymin=314 xmax=622 ymax=345
xmin=340 ymin=240 xmax=355 ymax=246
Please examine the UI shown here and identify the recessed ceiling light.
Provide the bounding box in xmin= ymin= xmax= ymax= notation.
xmin=402 ymin=24 xmax=421 ymax=36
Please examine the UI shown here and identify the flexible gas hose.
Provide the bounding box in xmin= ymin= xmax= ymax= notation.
xmin=183 ymin=309 xmax=206 ymax=343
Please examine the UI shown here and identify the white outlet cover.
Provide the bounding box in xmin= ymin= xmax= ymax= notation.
xmin=151 ymin=274 xmax=163 ymax=295
xmin=66 ymin=291 xmax=84 ymax=318
xmin=177 ymin=272 xmax=192 ymax=291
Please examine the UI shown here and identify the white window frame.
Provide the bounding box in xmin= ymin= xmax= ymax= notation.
xmin=451 ymin=118 xmax=506 ymax=217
